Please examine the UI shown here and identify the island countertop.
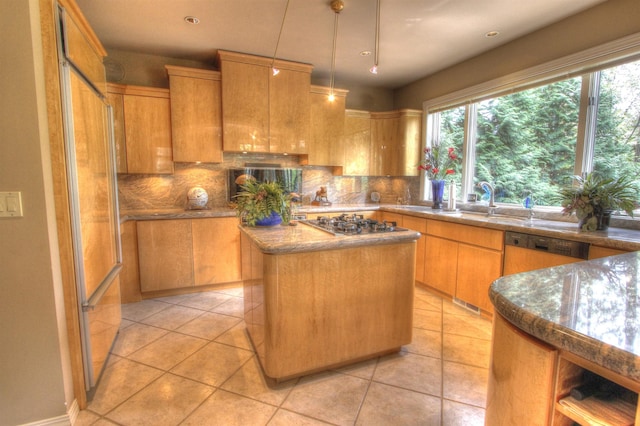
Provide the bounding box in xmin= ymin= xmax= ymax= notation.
xmin=489 ymin=251 xmax=640 ymax=382
xmin=238 ymin=221 xmax=421 ymax=254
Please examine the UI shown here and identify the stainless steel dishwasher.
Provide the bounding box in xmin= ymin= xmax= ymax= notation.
xmin=503 ymin=231 xmax=589 ymax=276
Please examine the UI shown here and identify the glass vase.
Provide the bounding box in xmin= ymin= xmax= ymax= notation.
xmin=431 ymin=179 xmax=445 ymax=209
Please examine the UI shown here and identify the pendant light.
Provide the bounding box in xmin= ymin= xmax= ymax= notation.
xmin=271 ymin=0 xmax=292 ymax=76
xmin=328 ymin=0 xmax=344 ymax=101
xmin=370 ymin=0 xmax=380 ymax=74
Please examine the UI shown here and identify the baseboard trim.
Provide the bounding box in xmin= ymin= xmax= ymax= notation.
xmin=19 ymin=399 xmax=78 ymax=426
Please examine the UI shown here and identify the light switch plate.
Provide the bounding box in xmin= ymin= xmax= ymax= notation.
xmin=0 ymin=192 xmax=23 ymax=217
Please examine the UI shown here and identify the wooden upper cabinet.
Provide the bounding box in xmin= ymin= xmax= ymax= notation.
xmin=343 ymin=110 xmax=371 ymax=176
xmin=218 ymin=50 xmax=312 ymax=154
xmin=305 ymin=86 xmax=348 ymax=166
xmin=106 ymin=83 xmax=127 ymax=173
xmin=122 ymin=86 xmax=173 ymax=174
xmin=166 ymin=66 xmax=222 ymax=163
xmin=370 ymin=109 xmax=422 ymax=176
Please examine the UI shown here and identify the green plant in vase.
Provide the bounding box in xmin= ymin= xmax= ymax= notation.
xmin=557 ymin=172 xmax=637 ymax=231
xmin=418 ymin=142 xmax=461 ymax=209
xmin=234 ymin=179 xmax=291 ymax=226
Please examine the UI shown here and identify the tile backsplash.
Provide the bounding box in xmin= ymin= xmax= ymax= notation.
xmin=118 ymin=153 xmax=419 ymax=211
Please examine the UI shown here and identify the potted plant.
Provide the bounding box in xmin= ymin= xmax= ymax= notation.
xmin=234 ymin=179 xmax=291 ymax=226
xmin=557 ymin=172 xmax=637 ymax=231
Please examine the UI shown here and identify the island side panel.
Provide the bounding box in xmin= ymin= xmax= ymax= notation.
xmin=261 ymin=241 xmax=416 ymax=379
xmin=241 ymin=232 xmax=266 ymax=366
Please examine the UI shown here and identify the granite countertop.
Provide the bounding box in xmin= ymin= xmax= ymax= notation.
xmin=238 ymin=222 xmax=421 ymax=254
xmin=490 ymin=251 xmax=640 ymax=382
xmin=121 ymin=204 xmax=640 ymax=251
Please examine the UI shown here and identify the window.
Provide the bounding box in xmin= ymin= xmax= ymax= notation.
xmin=425 ymin=54 xmax=640 ymax=211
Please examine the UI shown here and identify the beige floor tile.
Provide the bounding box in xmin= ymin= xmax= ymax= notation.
xmin=119 ymin=318 xmax=135 ymax=330
xmin=74 ymin=408 xmax=101 ymax=425
xmin=414 ymin=290 xmax=444 ymax=312
xmin=171 ymin=341 xmax=254 ymax=387
xmin=442 ymin=361 xmax=488 ymax=408
xmin=140 ymin=304 xmax=205 ymax=330
xmin=182 ymin=389 xmax=276 ymax=426
xmin=121 ymin=299 xmax=170 ymax=322
xmin=356 ymin=381 xmax=442 ymax=426
xmin=221 ymin=356 xmax=297 ymax=406
xmin=106 ymin=373 xmax=213 ymax=425
xmin=269 ymin=409 xmax=333 ymax=425
xmin=282 ymin=371 xmax=369 ymax=426
xmin=127 ymin=332 xmax=208 ymax=370
xmin=210 ymin=296 xmax=245 ymax=317
xmin=177 ymin=291 xmax=233 ymax=311
xmin=87 ymin=359 xmax=163 ymax=415
xmin=405 ymin=327 xmax=442 ymax=359
xmin=413 ymin=308 xmax=443 ymax=332
xmin=373 ymin=351 xmax=442 ymax=397
xmin=443 ymin=311 xmax=492 ymax=340
xmin=442 ymin=399 xmax=486 ymax=426
xmin=177 ymin=311 xmax=242 ymax=340
xmin=443 ymin=333 xmax=491 ymax=368
xmin=214 ymin=321 xmax=254 ymax=350
xmin=110 ymin=323 xmax=168 ymax=357
xmin=154 ymin=292 xmax=197 ymax=306
xmin=91 ymin=418 xmax=120 ymax=425
xmin=333 ymin=357 xmax=378 ymax=380
xmin=215 ymin=286 xmax=244 ymax=297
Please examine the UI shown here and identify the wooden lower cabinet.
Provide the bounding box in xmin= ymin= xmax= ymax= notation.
xmin=137 ymin=219 xmax=194 ymax=292
xmin=424 ymin=235 xmax=458 ymax=295
xmin=423 ymin=219 xmax=503 ymax=314
xmin=402 ymin=216 xmax=427 ymax=283
xmin=486 ymin=314 xmax=558 ymax=425
xmin=136 ymin=217 xmax=241 ymax=294
xmin=119 ymin=220 xmax=141 ymax=303
xmin=192 ymin=217 xmax=241 ymax=286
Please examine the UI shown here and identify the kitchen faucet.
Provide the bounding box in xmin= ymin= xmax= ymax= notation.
xmin=477 ymin=181 xmax=497 ymax=215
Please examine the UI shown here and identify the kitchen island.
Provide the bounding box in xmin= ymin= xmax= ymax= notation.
xmin=239 ymin=221 xmax=420 ymax=380
xmin=486 ymin=252 xmax=640 ymax=425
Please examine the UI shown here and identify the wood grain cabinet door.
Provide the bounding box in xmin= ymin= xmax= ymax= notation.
xmin=269 ymin=68 xmax=311 ymax=154
xmin=343 ymin=110 xmax=371 ymax=176
xmin=456 ymin=243 xmax=503 ymax=313
xmin=424 ymin=235 xmax=458 ymax=296
xmin=137 ymin=220 xmax=193 ymax=291
xmin=192 ymin=218 xmax=241 ymax=286
xmin=307 ymin=86 xmax=347 ymax=165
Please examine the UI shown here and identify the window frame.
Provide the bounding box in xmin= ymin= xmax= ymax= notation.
xmin=421 ymin=33 xmax=640 ymax=205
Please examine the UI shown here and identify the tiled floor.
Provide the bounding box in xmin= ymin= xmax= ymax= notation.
xmin=76 ymin=285 xmax=492 ymax=426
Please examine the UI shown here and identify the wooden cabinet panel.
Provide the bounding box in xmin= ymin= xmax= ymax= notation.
xmin=192 ymin=218 xmax=241 ymax=286
xmin=503 ymin=245 xmax=582 ymax=276
xmin=397 ymin=111 xmax=422 ymax=177
xmin=269 ymin=69 xmax=311 ymax=154
xmin=428 ymin=219 xmax=503 ymax=250
xmin=137 ymin=220 xmax=193 ymax=291
xmin=456 ymin=243 xmax=503 ymax=313
xmin=307 ymin=86 xmax=347 ymax=166
xmin=402 ymin=216 xmax=427 ymax=283
xmin=486 ymin=314 xmax=557 ymax=426
xmin=378 ymin=211 xmax=404 ymax=224
xmin=424 ymin=235 xmax=458 ymax=296
xmin=588 ymin=245 xmax=629 ymax=260
xmin=166 ymin=66 xmax=222 ymax=163
xmin=106 ymin=84 xmax=127 ymax=173
xmin=343 ymin=110 xmax=371 ymax=176
xmin=119 ymin=220 xmax=140 ymax=303
xmin=370 ymin=113 xmax=400 ymax=176
xmin=220 ymin=58 xmax=269 ymax=152
xmin=123 ymin=86 xmax=173 ymax=174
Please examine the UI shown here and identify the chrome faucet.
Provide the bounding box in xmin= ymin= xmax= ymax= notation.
xmin=477 ymin=181 xmax=497 ymax=214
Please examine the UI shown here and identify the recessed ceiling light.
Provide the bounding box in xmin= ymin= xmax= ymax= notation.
xmin=184 ymin=16 xmax=200 ymax=25
xmin=485 ymin=31 xmax=499 ymax=38
xmin=360 ymin=51 xmax=372 ymax=56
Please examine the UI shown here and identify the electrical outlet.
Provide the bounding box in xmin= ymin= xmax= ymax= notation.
xmin=0 ymin=192 xmax=23 ymax=217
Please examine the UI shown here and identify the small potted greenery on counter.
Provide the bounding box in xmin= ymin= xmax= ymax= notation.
xmin=558 ymin=172 xmax=637 ymax=231
xmin=234 ymin=179 xmax=291 ymax=226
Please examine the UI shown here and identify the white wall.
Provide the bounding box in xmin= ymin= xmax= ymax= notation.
xmin=0 ymin=0 xmax=72 ymax=424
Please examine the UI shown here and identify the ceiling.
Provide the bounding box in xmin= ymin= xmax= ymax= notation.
xmin=76 ymin=0 xmax=606 ymax=89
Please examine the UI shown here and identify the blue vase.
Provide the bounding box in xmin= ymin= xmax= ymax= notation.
xmin=255 ymin=211 xmax=283 ymax=226
xmin=431 ymin=179 xmax=445 ymax=209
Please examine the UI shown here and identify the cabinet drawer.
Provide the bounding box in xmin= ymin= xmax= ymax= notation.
xmin=427 ymin=219 xmax=503 ymax=251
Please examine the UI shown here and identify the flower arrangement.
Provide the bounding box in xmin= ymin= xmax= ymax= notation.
xmin=234 ymin=179 xmax=291 ymax=226
xmin=557 ymin=172 xmax=637 ymax=231
xmin=418 ymin=143 xmax=461 ymax=180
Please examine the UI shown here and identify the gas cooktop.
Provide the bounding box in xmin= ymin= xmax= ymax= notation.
xmin=299 ymin=214 xmax=409 ymax=236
